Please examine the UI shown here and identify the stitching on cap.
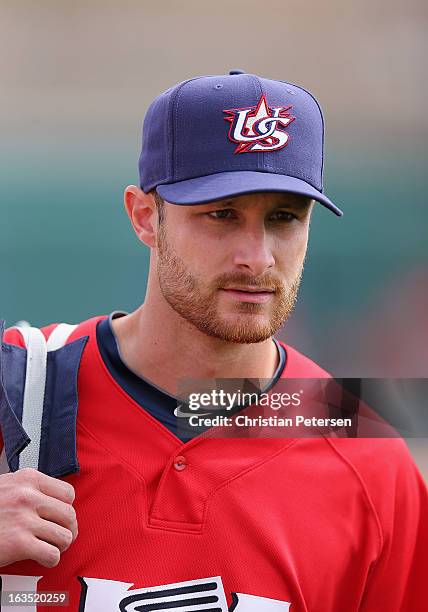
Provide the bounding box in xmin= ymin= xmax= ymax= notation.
xmin=172 ymin=77 xmax=208 ymax=180
xmin=277 ymin=79 xmax=324 ymax=189
xmin=168 ymin=81 xmax=189 ymax=181
xmin=167 ymin=77 xmax=205 ymax=182
xmin=146 ymin=76 xmax=220 ymax=186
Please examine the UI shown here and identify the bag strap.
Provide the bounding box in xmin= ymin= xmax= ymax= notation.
xmin=46 ymin=323 xmax=78 ymax=351
xmin=16 ymin=327 xmax=48 ymax=470
xmin=11 ymin=323 xmax=77 ymax=471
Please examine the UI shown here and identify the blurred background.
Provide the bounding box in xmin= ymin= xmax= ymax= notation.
xmin=1 ymin=1 xmax=427 ymax=475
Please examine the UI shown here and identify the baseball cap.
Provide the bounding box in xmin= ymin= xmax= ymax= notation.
xmin=139 ymin=69 xmax=343 ymax=216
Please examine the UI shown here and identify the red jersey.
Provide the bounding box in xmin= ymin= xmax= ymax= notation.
xmin=0 ymin=315 xmax=426 ymax=611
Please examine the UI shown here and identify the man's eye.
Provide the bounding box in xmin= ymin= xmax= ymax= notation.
xmin=270 ymin=211 xmax=296 ymax=222
xmin=206 ymin=209 xmax=297 ymax=221
xmin=207 ymin=209 xmax=235 ymax=219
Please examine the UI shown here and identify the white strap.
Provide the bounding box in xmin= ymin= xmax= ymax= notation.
xmin=4 ymin=323 xmax=77 ymax=472
xmin=17 ymin=327 xmax=48 ymax=470
xmin=46 ymin=323 xmax=77 ymax=351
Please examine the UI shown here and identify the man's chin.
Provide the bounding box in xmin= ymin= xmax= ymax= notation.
xmin=197 ymin=314 xmax=280 ymax=344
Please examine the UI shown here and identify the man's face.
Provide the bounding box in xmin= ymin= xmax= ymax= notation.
xmin=155 ymin=192 xmax=313 ymax=343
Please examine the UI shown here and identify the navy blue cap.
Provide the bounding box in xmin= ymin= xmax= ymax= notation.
xmin=139 ymin=71 xmax=343 ymax=216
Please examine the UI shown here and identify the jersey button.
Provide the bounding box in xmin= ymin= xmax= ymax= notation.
xmin=173 ymin=455 xmax=187 ymax=471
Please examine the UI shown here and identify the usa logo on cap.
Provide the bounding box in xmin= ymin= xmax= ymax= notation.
xmin=224 ymin=94 xmax=295 ymax=154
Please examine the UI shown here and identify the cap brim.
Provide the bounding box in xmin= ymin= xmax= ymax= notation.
xmin=156 ymin=171 xmax=343 ymax=216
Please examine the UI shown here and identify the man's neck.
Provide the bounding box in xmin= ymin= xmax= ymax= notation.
xmin=111 ymin=303 xmax=280 ymax=397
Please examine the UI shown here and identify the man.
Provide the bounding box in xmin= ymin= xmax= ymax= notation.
xmin=0 ymin=70 xmax=426 ymax=611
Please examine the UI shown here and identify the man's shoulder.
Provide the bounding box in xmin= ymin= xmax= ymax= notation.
xmin=326 ymin=436 xmax=424 ymax=487
xmin=277 ymin=340 xmax=332 ymax=378
xmin=323 ymin=436 xmax=427 ymax=529
xmin=275 ymin=340 xmax=426 ymax=499
xmin=326 ymin=433 xmax=408 ymax=464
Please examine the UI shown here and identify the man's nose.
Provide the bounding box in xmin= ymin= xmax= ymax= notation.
xmin=232 ymin=226 xmax=275 ymax=276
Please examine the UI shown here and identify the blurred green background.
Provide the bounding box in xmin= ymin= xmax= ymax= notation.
xmin=1 ymin=1 xmax=427 ymax=469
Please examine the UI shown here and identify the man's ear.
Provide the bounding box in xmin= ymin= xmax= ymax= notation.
xmin=124 ymin=186 xmax=158 ymax=248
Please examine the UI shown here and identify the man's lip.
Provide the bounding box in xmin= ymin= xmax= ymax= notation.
xmin=221 ymin=287 xmax=275 ymax=293
xmin=220 ymin=288 xmax=275 ymax=303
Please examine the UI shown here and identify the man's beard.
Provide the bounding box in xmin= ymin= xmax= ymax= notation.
xmin=156 ymin=223 xmax=303 ymax=344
